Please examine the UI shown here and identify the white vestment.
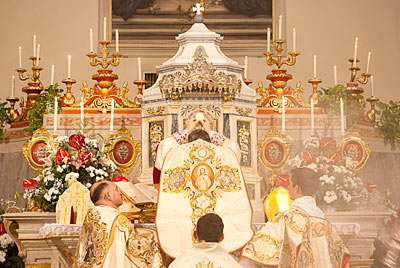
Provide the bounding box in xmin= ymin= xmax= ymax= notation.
xmin=169 ymin=242 xmax=242 ymax=268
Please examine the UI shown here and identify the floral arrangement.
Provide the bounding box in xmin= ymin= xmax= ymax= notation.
xmin=288 ymin=136 xmax=371 ymax=211
xmin=23 ymin=133 xmax=116 ymax=211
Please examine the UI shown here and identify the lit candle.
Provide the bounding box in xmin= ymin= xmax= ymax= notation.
xmin=80 ymin=97 xmax=84 ymax=130
xmin=67 ymin=55 xmax=71 ymax=78
xmin=366 ymin=51 xmax=371 ymax=74
xmin=11 ymin=75 xmax=15 ymax=97
xmin=50 ymin=64 xmax=55 ymax=85
xmin=281 ymin=96 xmax=286 ymax=133
xmin=267 ymin=27 xmax=271 ymax=52
xmin=311 ymin=98 xmax=314 ymax=134
xmin=33 ymin=35 xmax=37 ymax=57
xmin=18 ymin=46 xmax=22 ymax=68
xmin=103 ymin=17 xmax=107 ymax=41
xmin=115 ymin=29 xmax=119 ymax=53
xmin=137 ymin=57 xmax=142 ymax=80
xmin=340 ymin=98 xmax=345 ymax=135
xmin=334 ymin=65 xmax=338 ymax=85
xmin=352 ymin=37 xmax=358 ymax=68
xmin=110 ymin=98 xmax=115 ymax=131
xmin=371 ymin=75 xmax=374 ymax=96
xmin=313 ymin=55 xmax=317 ymax=78
xmin=244 ymin=56 xmax=248 ymax=78
xmin=292 ymin=28 xmax=296 ymax=52
xmin=278 ymin=15 xmax=282 ymax=39
xmin=53 ymin=97 xmax=58 ymax=132
xmin=36 ymin=44 xmax=40 ymax=66
xmin=89 ymin=28 xmax=94 ymax=52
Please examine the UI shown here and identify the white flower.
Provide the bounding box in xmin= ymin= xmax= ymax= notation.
xmin=56 ymin=166 xmax=64 ymax=173
xmin=44 ymin=193 xmax=51 ymax=201
xmin=55 ymin=136 xmax=69 ymax=144
xmin=320 ymin=175 xmax=335 ymax=185
xmin=340 ymin=190 xmax=352 ymax=203
xmin=323 ymin=191 xmax=338 ymax=204
xmin=344 ymin=156 xmax=357 ymax=169
xmin=65 ymin=172 xmax=79 ymax=182
xmin=89 ymin=172 xmax=95 ymax=178
xmin=86 ymin=183 xmax=92 ymax=188
xmin=0 ymin=250 xmax=6 ymax=263
xmin=304 ymin=136 xmax=319 ymax=149
xmin=44 ymin=174 xmax=55 ymax=182
xmin=306 ymin=163 xmax=319 ymax=172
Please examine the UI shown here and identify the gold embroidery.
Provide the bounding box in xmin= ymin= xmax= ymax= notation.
xmin=196 ymin=261 xmax=215 ymax=268
xmin=284 ymin=209 xmax=309 ymax=235
xmin=243 ymin=232 xmax=281 ymax=264
xmin=126 ymin=228 xmax=161 ymax=266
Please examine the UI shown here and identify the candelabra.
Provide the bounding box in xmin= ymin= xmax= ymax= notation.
xmin=365 ymin=96 xmax=379 ymax=126
xmin=308 ymin=78 xmax=322 ymax=106
xmin=347 ymin=59 xmax=371 ymax=96
xmin=61 ymin=78 xmax=77 ymax=106
xmin=133 ymin=79 xmax=147 ymax=107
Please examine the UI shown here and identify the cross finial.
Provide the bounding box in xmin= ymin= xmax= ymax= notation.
xmin=192 ymin=2 xmax=205 ymax=16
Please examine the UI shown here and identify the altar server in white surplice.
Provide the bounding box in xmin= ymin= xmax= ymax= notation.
xmin=241 ymin=168 xmax=350 ymax=268
xmin=156 ymin=128 xmax=252 ymax=259
xmin=169 ymin=213 xmax=242 ymax=268
xmin=75 ymin=180 xmax=163 ymax=268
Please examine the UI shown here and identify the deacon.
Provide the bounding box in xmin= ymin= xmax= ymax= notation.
xmin=75 ymin=180 xmax=163 ymax=268
xmin=241 ymin=167 xmax=350 ymax=268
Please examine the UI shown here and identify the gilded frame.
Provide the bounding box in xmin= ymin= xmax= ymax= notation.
xmin=341 ymin=134 xmax=370 ymax=171
xmin=22 ymin=128 xmax=53 ymax=173
xmin=259 ymin=128 xmax=290 ymax=171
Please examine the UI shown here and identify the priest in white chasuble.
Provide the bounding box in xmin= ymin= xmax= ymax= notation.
xmin=241 ymin=168 xmax=350 ymax=268
xmin=75 ymin=180 xmax=163 ymax=268
xmin=156 ymin=129 xmax=253 ymax=259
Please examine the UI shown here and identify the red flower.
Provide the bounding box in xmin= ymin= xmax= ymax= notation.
xmin=68 ymin=134 xmax=86 ymax=150
xmin=0 ymin=223 xmax=6 ymax=235
xmin=320 ymin=137 xmax=337 ymax=151
xmin=22 ymin=178 xmax=38 ymax=188
xmin=302 ymin=151 xmax=315 ymax=164
xmin=274 ymin=174 xmax=291 ymax=188
xmin=113 ymin=176 xmax=129 ymax=182
xmin=73 ymin=150 xmax=92 ymax=169
xmin=328 ymin=151 xmax=342 ymax=164
xmin=55 ymin=148 xmax=71 ymax=165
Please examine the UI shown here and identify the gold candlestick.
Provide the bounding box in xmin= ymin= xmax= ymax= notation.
xmin=87 ymin=41 xmax=121 ymax=69
xmin=365 ymin=96 xmax=379 ymax=125
xmin=347 ymin=59 xmax=371 ymax=95
xmin=6 ymin=97 xmax=21 ymax=122
xmin=265 ymin=40 xmax=300 ymax=69
xmin=61 ymin=78 xmax=76 ymax=106
xmin=308 ymin=78 xmax=322 ymax=105
xmin=133 ymin=79 xmax=147 ymax=107
xmin=244 ymin=78 xmax=252 ymax=86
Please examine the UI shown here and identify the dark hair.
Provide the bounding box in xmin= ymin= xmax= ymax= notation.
xmin=291 ymin=167 xmax=320 ymax=196
xmin=196 ymin=213 xmax=224 ymax=242
xmin=188 ymin=129 xmax=211 ymax=143
xmin=90 ymin=181 xmax=110 ymax=204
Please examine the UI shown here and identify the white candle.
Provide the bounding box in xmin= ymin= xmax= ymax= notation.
xmin=18 ymin=46 xmax=22 ymax=68
xmin=11 ymin=75 xmax=15 ymax=97
xmin=67 ymin=55 xmax=71 ymax=78
xmin=33 ymin=35 xmax=37 ymax=57
xmin=371 ymin=75 xmax=374 ymax=96
xmin=267 ymin=27 xmax=271 ymax=52
xmin=340 ymin=98 xmax=345 ymax=135
xmin=244 ymin=56 xmax=248 ymax=78
xmin=36 ymin=44 xmax=40 ymax=66
xmin=115 ymin=29 xmax=119 ymax=53
xmin=292 ymin=28 xmax=296 ymax=52
xmin=366 ymin=51 xmax=371 ymax=74
xmin=89 ymin=28 xmax=94 ymax=52
xmin=50 ymin=65 xmax=55 ymax=85
xmin=353 ymin=37 xmax=358 ymax=67
xmin=103 ymin=17 xmax=107 ymax=41
xmin=137 ymin=57 xmax=142 ymax=80
xmin=53 ymin=97 xmax=58 ymax=132
xmin=110 ymin=99 xmax=115 ymax=131
xmin=313 ymin=55 xmax=317 ymax=78
xmin=80 ymin=97 xmax=84 ymax=130
xmin=281 ymin=96 xmax=286 ymax=133
xmin=278 ymin=15 xmax=282 ymax=39
xmin=310 ymin=98 xmax=315 ymax=134
xmin=334 ymin=65 xmax=338 ymax=85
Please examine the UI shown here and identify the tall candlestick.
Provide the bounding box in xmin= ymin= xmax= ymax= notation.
xmin=267 ymin=27 xmax=271 ymax=52
xmin=366 ymin=51 xmax=371 ymax=73
xmin=67 ymin=55 xmax=71 ymax=78
xmin=11 ymin=75 xmax=15 ymax=97
xmin=278 ymin=15 xmax=282 ymax=39
xmin=18 ymin=46 xmax=22 ymax=68
xmin=80 ymin=97 xmax=84 ymax=130
xmin=89 ymin=28 xmax=94 ymax=52
xmin=352 ymin=37 xmax=358 ymax=67
xmin=36 ymin=44 xmax=40 ymax=66
xmin=103 ymin=17 xmax=107 ymax=41
xmin=340 ymin=98 xmax=345 ymax=135
xmin=244 ymin=56 xmax=248 ymax=78
xmin=137 ymin=57 xmax=142 ymax=80
xmin=313 ymin=55 xmax=317 ymax=78
xmin=311 ymin=98 xmax=315 ymax=134
xmin=110 ymin=99 xmax=115 ymax=131
xmin=53 ymin=97 xmax=58 ymax=132
xmin=51 ymin=64 xmax=55 ymax=85
xmin=33 ymin=35 xmax=37 ymax=57
xmin=371 ymin=75 xmax=374 ymax=96
xmin=292 ymin=28 xmax=296 ymax=52
xmin=281 ymin=96 xmax=286 ymax=133
xmin=115 ymin=29 xmax=119 ymax=53
xmin=334 ymin=65 xmax=338 ymax=85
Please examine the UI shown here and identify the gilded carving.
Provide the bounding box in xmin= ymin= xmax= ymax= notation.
xmin=237 ymin=122 xmax=251 ymax=166
xmin=22 ymin=128 xmax=54 ymax=173
xmin=146 ymin=106 xmax=165 ymax=116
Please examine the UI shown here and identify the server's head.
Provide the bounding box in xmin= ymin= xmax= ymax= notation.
xmin=288 ymin=167 xmax=320 ymax=198
xmin=90 ymin=180 xmax=123 ymax=208
xmin=196 ymin=213 xmax=224 ymax=243
xmin=188 ymin=129 xmax=211 ymax=143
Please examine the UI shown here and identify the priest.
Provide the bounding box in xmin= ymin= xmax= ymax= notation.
xmin=241 ymin=167 xmax=350 ymax=268
xmin=75 ymin=180 xmax=163 ymax=268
